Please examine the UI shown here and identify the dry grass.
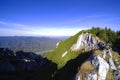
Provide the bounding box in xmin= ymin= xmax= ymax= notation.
xmin=93 ymin=50 xmax=103 ymax=57
xmin=76 ymin=61 xmax=97 ymax=80
xmin=112 ymin=51 xmax=119 ymax=59
xmin=106 ymin=70 xmax=114 ymax=80
xmin=111 ymin=51 xmax=120 ymax=66
xmin=80 ymin=61 xmax=96 ymax=72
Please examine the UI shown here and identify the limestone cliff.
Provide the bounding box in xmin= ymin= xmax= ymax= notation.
xmin=71 ymin=33 xmax=103 ymax=51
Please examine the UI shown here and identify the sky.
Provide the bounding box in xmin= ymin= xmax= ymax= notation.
xmin=0 ymin=0 xmax=120 ymax=36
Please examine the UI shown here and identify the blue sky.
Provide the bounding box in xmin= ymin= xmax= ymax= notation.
xmin=0 ymin=0 xmax=120 ymax=36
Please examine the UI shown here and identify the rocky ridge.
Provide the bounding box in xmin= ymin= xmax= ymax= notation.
xmin=71 ymin=33 xmax=103 ymax=51
xmin=75 ymin=33 xmax=120 ymax=80
xmin=44 ymin=27 xmax=120 ymax=80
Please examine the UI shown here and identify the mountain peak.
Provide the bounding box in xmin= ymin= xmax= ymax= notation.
xmin=71 ymin=33 xmax=103 ymax=51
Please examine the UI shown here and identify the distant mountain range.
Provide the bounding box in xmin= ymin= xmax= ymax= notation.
xmin=0 ymin=36 xmax=68 ymax=55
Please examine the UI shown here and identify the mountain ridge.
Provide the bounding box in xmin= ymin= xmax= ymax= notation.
xmin=45 ymin=27 xmax=120 ymax=80
xmin=46 ymin=27 xmax=118 ymax=68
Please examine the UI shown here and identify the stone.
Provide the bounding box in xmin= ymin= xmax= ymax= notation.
xmin=71 ymin=33 xmax=102 ymax=51
xmin=92 ymin=55 xmax=109 ymax=80
xmin=103 ymin=50 xmax=106 ymax=59
xmin=109 ymin=57 xmax=117 ymax=70
xmin=86 ymin=71 xmax=97 ymax=80
xmin=108 ymin=49 xmax=112 ymax=58
xmin=114 ymin=70 xmax=120 ymax=80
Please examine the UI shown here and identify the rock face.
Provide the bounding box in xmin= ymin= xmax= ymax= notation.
xmin=71 ymin=33 xmax=103 ymax=51
xmin=74 ymin=33 xmax=120 ymax=80
xmin=75 ymin=48 xmax=120 ymax=80
xmin=75 ymin=55 xmax=109 ymax=80
xmin=92 ymin=55 xmax=109 ymax=80
xmin=104 ymin=48 xmax=117 ymax=70
xmin=109 ymin=57 xmax=117 ymax=70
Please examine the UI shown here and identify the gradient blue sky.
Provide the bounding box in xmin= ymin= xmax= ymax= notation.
xmin=0 ymin=0 xmax=120 ymax=36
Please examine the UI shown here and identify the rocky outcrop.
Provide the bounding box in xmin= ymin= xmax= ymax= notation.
xmin=109 ymin=57 xmax=117 ymax=70
xmin=92 ymin=55 xmax=109 ymax=80
xmin=75 ymin=46 xmax=119 ymax=80
xmin=103 ymin=48 xmax=117 ymax=70
xmin=71 ymin=33 xmax=103 ymax=51
xmin=72 ymin=33 xmax=120 ymax=80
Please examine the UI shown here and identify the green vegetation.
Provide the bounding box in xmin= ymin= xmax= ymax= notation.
xmin=45 ymin=27 xmax=120 ymax=69
xmin=45 ymin=31 xmax=83 ymax=68
xmin=88 ymin=27 xmax=120 ymax=46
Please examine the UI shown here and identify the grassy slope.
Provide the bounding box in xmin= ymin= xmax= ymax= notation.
xmin=45 ymin=28 xmax=119 ymax=69
xmin=45 ymin=31 xmax=84 ymax=68
xmin=45 ymin=29 xmax=104 ymax=68
xmin=45 ymin=30 xmax=100 ymax=68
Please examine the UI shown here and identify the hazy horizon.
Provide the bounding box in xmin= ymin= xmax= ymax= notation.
xmin=0 ymin=35 xmax=70 ymax=38
xmin=0 ymin=0 xmax=120 ymax=36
